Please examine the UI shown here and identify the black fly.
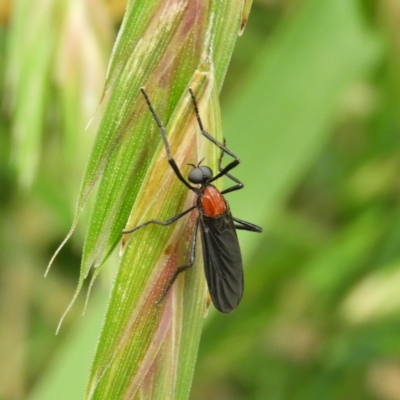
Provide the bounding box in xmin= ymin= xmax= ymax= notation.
xmin=123 ymin=88 xmax=262 ymax=313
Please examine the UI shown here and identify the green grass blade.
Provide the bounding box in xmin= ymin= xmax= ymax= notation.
xmin=59 ymin=1 xmax=248 ymax=399
xmin=6 ymin=0 xmax=58 ymax=187
xmin=85 ymin=70 xmax=221 ymax=400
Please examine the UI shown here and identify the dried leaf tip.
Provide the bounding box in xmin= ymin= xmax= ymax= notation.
xmin=239 ymin=0 xmax=253 ymax=36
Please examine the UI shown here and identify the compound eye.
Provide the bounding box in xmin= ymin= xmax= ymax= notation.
xmin=199 ymin=166 xmax=213 ymax=181
xmin=188 ymin=168 xmax=204 ymax=184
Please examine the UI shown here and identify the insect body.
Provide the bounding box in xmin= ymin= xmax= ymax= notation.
xmin=123 ymin=88 xmax=262 ymax=313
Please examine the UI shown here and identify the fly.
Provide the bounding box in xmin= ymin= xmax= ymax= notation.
xmin=123 ymin=88 xmax=262 ymax=313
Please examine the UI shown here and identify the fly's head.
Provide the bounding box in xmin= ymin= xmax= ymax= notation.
xmin=187 ymin=160 xmax=213 ymax=185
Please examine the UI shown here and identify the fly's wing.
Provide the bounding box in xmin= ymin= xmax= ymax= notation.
xmin=200 ymin=210 xmax=244 ymax=313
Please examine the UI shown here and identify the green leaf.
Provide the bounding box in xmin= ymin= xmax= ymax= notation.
xmin=6 ymin=0 xmax=59 ymax=187
xmin=45 ymin=1 xmax=248 ymax=399
xmin=86 ymin=70 xmax=222 ymax=399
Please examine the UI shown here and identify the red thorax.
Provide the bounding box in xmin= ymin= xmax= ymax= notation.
xmin=200 ymin=185 xmax=227 ymax=217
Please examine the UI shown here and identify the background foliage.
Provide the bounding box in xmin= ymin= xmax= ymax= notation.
xmin=1 ymin=0 xmax=400 ymax=399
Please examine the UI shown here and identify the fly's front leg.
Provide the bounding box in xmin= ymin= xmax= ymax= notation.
xmin=141 ymin=88 xmax=195 ymax=192
xmin=188 ymin=88 xmax=240 ymax=183
xmin=217 ymin=138 xmax=244 ymax=195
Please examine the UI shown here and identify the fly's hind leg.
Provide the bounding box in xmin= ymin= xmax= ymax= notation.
xmin=157 ymin=218 xmax=200 ymax=304
xmin=233 ymin=217 xmax=263 ymax=233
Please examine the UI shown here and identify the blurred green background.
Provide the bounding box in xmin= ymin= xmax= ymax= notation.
xmin=2 ymin=0 xmax=400 ymax=399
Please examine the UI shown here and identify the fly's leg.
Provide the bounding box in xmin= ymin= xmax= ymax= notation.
xmin=141 ymin=88 xmax=195 ymax=191
xmin=233 ymin=217 xmax=263 ymax=233
xmin=189 ymin=88 xmax=240 ymax=182
xmin=217 ymin=138 xmax=244 ymax=195
xmin=122 ymin=205 xmax=196 ymax=234
xmin=157 ymin=218 xmax=199 ymax=304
